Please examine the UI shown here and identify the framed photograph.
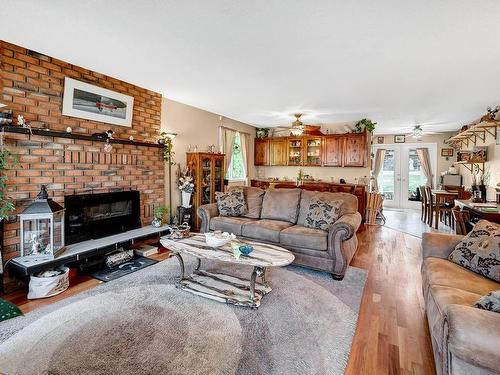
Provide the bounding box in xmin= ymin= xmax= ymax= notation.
xmin=62 ymin=77 xmax=134 ymax=127
xmin=394 ymin=135 xmax=405 ymax=143
xmin=377 ymin=136 xmax=384 ymax=144
xmin=441 ymin=148 xmax=454 ymax=157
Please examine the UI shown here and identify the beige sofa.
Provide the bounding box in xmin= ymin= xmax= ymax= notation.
xmin=421 ymin=232 xmax=500 ymax=375
xmin=198 ymin=187 xmax=362 ymax=279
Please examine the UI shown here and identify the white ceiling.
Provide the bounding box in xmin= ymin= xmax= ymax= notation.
xmin=2 ymin=0 xmax=500 ymax=134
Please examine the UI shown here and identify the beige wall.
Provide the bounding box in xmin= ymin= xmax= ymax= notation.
xmin=161 ymin=98 xmax=256 ymax=210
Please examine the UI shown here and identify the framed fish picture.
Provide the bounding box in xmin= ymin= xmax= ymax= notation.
xmin=62 ymin=77 xmax=134 ymax=127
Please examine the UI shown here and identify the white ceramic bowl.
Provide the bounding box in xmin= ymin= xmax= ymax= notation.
xmin=205 ymin=232 xmax=236 ymax=247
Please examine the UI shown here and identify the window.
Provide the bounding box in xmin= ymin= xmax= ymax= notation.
xmin=227 ymin=132 xmax=246 ymax=180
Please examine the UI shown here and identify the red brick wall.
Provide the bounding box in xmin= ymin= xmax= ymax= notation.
xmin=0 ymin=41 xmax=165 ymax=270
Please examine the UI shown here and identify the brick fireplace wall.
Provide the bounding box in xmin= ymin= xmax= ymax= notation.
xmin=0 ymin=41 xmax=165 ymax=280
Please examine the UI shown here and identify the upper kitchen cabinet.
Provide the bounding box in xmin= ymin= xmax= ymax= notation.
xmin=269 ymin=138 xmax=288 ymax=166
xmin=254 ymin=138 xmax=270 ymax=166
xmin=304 ymin=137 xmax=322 ymax=166
xmin=343 ymin=133 xmax=367 ymax=167
xmin=323 ymin=135 xmax=343 ymax=167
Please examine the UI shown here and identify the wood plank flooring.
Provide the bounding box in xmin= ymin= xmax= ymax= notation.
xmin=2 ymin=226 xmax=435 ymax=375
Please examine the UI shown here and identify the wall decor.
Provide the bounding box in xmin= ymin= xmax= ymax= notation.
xmin=62 ymin=77 xmax=134 ymax=127
xmin=377 ymin=136 xmax=384 ymax=144
xmin=441 ymin=148 xmax=454 ymax=157
xmin=394 ymin=135 xmax=405 ymax=143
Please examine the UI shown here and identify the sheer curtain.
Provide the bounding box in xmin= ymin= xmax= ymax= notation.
xmin=416 ymin=148 xmax=433 ymax=188
xmin=371 ymin=149 xmax=386 ymax=192
xmin=222 ymin=128 xmax=237 ymax=174
xmin=240 ymin=132 xmax=249 ymax=183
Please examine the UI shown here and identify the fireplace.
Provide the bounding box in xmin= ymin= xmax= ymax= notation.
xmin=64 ymin=191 xmax=141 ymax=245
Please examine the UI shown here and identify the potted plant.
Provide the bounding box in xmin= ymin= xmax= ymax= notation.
xmin=256 ymin=128 xmax=270 ymax=139
xmin=178 ymin=168 xmax=195 ymax=208
xmin=152 ymin=206 xmax=169 ymax=227
xmin=471 ymin=166 xmax=489 ymax=203
xmin=0 ymin=146 xmax=17 ymax=293
xmin=354 ymin=119 xmax=377 ymax=133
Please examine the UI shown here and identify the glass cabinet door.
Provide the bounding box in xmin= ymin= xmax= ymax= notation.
xmin=288 ymin=138 xmax=303 ymax=165
xmin=201 ymin=157 xmax=212 ymax=204
xmin=214 ymin=157 xmax=223 ymax=195
xmin=305 ymin=138 xmax=322 ymax=165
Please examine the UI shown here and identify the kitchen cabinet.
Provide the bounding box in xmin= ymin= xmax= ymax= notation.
xmin=344 ymin=133 xmax=366 ymax=167
xmin=254 ymin=139 xmax=269 ymax=166
xmin=186 ymin=152 xmax=225 ymax=230
xmin=323 ymin=135 xmax=343 ymax=167
xmin=287 ymin=137 xmax=303 ymax=165
xmin=270 ymin=138 xmax=287 ymax=166
xmin=304 ymin=137 xmax=322 ymax=166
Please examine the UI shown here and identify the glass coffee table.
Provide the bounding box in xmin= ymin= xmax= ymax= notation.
xmin=160 ymin=233 xmax=294 ymax=308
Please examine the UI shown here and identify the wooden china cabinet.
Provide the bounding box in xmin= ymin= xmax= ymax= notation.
xmin=186 ymin=152 xmax=225 ymax=230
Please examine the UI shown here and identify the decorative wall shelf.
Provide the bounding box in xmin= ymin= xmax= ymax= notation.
xmin=456 ymin=161 xmax=485 ymax=173
xmin=446 ymin=120 xmax=499 ymax=149
xmin=0 ymin=125 xmax=163 ymax=149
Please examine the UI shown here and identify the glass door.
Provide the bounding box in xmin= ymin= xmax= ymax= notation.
xmin=201 ymin=157 xmax=212 ymax=205
xmin=214 ymin=157 xmax=223 ymax=195
xmin=287 ymin=138 xmax=303 ymax=165
xmin=373 ymin=143 xmax=437 ymax=209
xmin=305 ymin=137 xmax=322 ymax=166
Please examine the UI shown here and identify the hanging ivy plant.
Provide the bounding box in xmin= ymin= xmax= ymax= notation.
xmin=0 ymin=148 xmax=17 ymax=222
xmin=158 ymin=132 xmax=175 ymax=165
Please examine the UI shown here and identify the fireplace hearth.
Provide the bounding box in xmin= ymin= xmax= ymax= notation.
xmin=64 ymin=191 xmax=141 ymax=245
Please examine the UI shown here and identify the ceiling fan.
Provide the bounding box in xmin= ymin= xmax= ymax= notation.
xmin=400 ymin=122 xmax=447 ymax=139
xmin=273 ymin=113 xmax=307 ymax=136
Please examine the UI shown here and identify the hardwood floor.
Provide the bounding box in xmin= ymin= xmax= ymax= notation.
xmin=2 ymin=226 xmax=435 ymax=375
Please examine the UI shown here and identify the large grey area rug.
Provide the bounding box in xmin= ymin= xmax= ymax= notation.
xmin=0 ymin=256 xmax=367 ymax=375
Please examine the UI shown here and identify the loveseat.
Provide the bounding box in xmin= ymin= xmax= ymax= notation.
xmin=421 ymin=232 xmax=500 ymax=375
xmin=198 ymin=187 xmax=362 ymax=279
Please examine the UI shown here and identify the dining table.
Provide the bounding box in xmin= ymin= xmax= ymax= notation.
xmin=454 ymin=199 xmax=500 ymax=224
xmin=431 ymin=189 xmax=459 ymax=229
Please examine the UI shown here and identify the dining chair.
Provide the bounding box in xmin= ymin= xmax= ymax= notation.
xmin=427 ymin=186 xmax=454 ymax=229
xmin=452 ymin=206 xmax=471 ymax=235
xmin=419 ymin=186 xmax=428 ymax=223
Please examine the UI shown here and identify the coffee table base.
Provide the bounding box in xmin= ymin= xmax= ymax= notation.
xmin=174 ymin=254 xmax=272 ymax=308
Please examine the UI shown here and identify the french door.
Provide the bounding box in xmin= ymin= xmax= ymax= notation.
xmin=372 ymin=143 xmax=437 ymax=209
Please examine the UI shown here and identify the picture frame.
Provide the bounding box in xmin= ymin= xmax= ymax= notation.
xmin=62 ymin=77 xmax=134 ymax=127
xmin=441 ymin=148 xmax=454 ymax=157
xmin=394 ymin=135 xmax=405 ymax=143
xmin=377 ymin=136 xmax=384 ymax=144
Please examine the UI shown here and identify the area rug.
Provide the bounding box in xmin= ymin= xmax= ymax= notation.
xmin=0 ymin=256 xmax=367 ymax=375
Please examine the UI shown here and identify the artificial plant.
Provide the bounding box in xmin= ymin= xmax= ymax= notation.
xmin=0 ymin=147 xmax=17 ymax=221
xmin=154 ymin=206 xmax=170 ymax=223
xmin=158 ymin=132 xmax=175 ymax=165
xmin=355 ymin=119 xmax=377 ymax=133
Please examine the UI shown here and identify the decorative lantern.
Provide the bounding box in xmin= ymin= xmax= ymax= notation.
xmin=19 ymin=186 xmax=65 ymax=259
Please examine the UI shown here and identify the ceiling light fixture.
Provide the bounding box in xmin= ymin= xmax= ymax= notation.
xmin=290 ymin=113 xmax=304 ymax=136
xmin=412 ymin=124 xmax=424 ymax=139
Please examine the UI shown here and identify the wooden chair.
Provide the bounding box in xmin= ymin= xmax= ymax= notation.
xmin=426 ymin=186 xmax=454 ymax=229
xmin=419 ymin=185 xmax=428 ymax=223
xmin=452 ymin=206 xmax=471 ymax=235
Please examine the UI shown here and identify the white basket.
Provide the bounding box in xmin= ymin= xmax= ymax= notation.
xmin=28 ymin=266 xmax=70 ymax=300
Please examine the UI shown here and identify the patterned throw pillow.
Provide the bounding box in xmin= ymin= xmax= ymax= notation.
xmin=474 ymin=290 xmax=500 ymax=313
xmin=448 ymin=220 xmax=500 ymax=282
xmin=215 ymin=189 xmax=248 ymax=217
xmin=304 ymin=198 xmax=342 ymax=231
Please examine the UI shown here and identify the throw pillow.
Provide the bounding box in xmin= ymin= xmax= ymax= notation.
xmin=228 ymin=186 xmax=265 ymax=219
xmin=215 ymin=189 xmax=248 ymax=217
xmin=304 ymin=197 xmax=342 ymax=231
xmin=474 ymin=290 xmax=500 ymax=313
xmin=448 ymin=220 xmax=500 ymax=282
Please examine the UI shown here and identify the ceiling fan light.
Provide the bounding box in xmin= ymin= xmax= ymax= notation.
xmin=290 ymin=127 xmax=304 ymax=136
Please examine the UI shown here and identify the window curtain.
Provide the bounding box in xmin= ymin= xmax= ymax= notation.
xmin=222 ymin=128 xmax=237 ymax=174
xmin=240 ymin=132 xmax=249 ymax=183
xmin=371 ymin=149 xmax=386 ymax=192
xmin=416 ymin=148 xmax=433 ymax=188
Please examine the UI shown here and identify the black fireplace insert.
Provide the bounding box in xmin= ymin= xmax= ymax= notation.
xmin=64 ymin=191 xmax=141 ymax=245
